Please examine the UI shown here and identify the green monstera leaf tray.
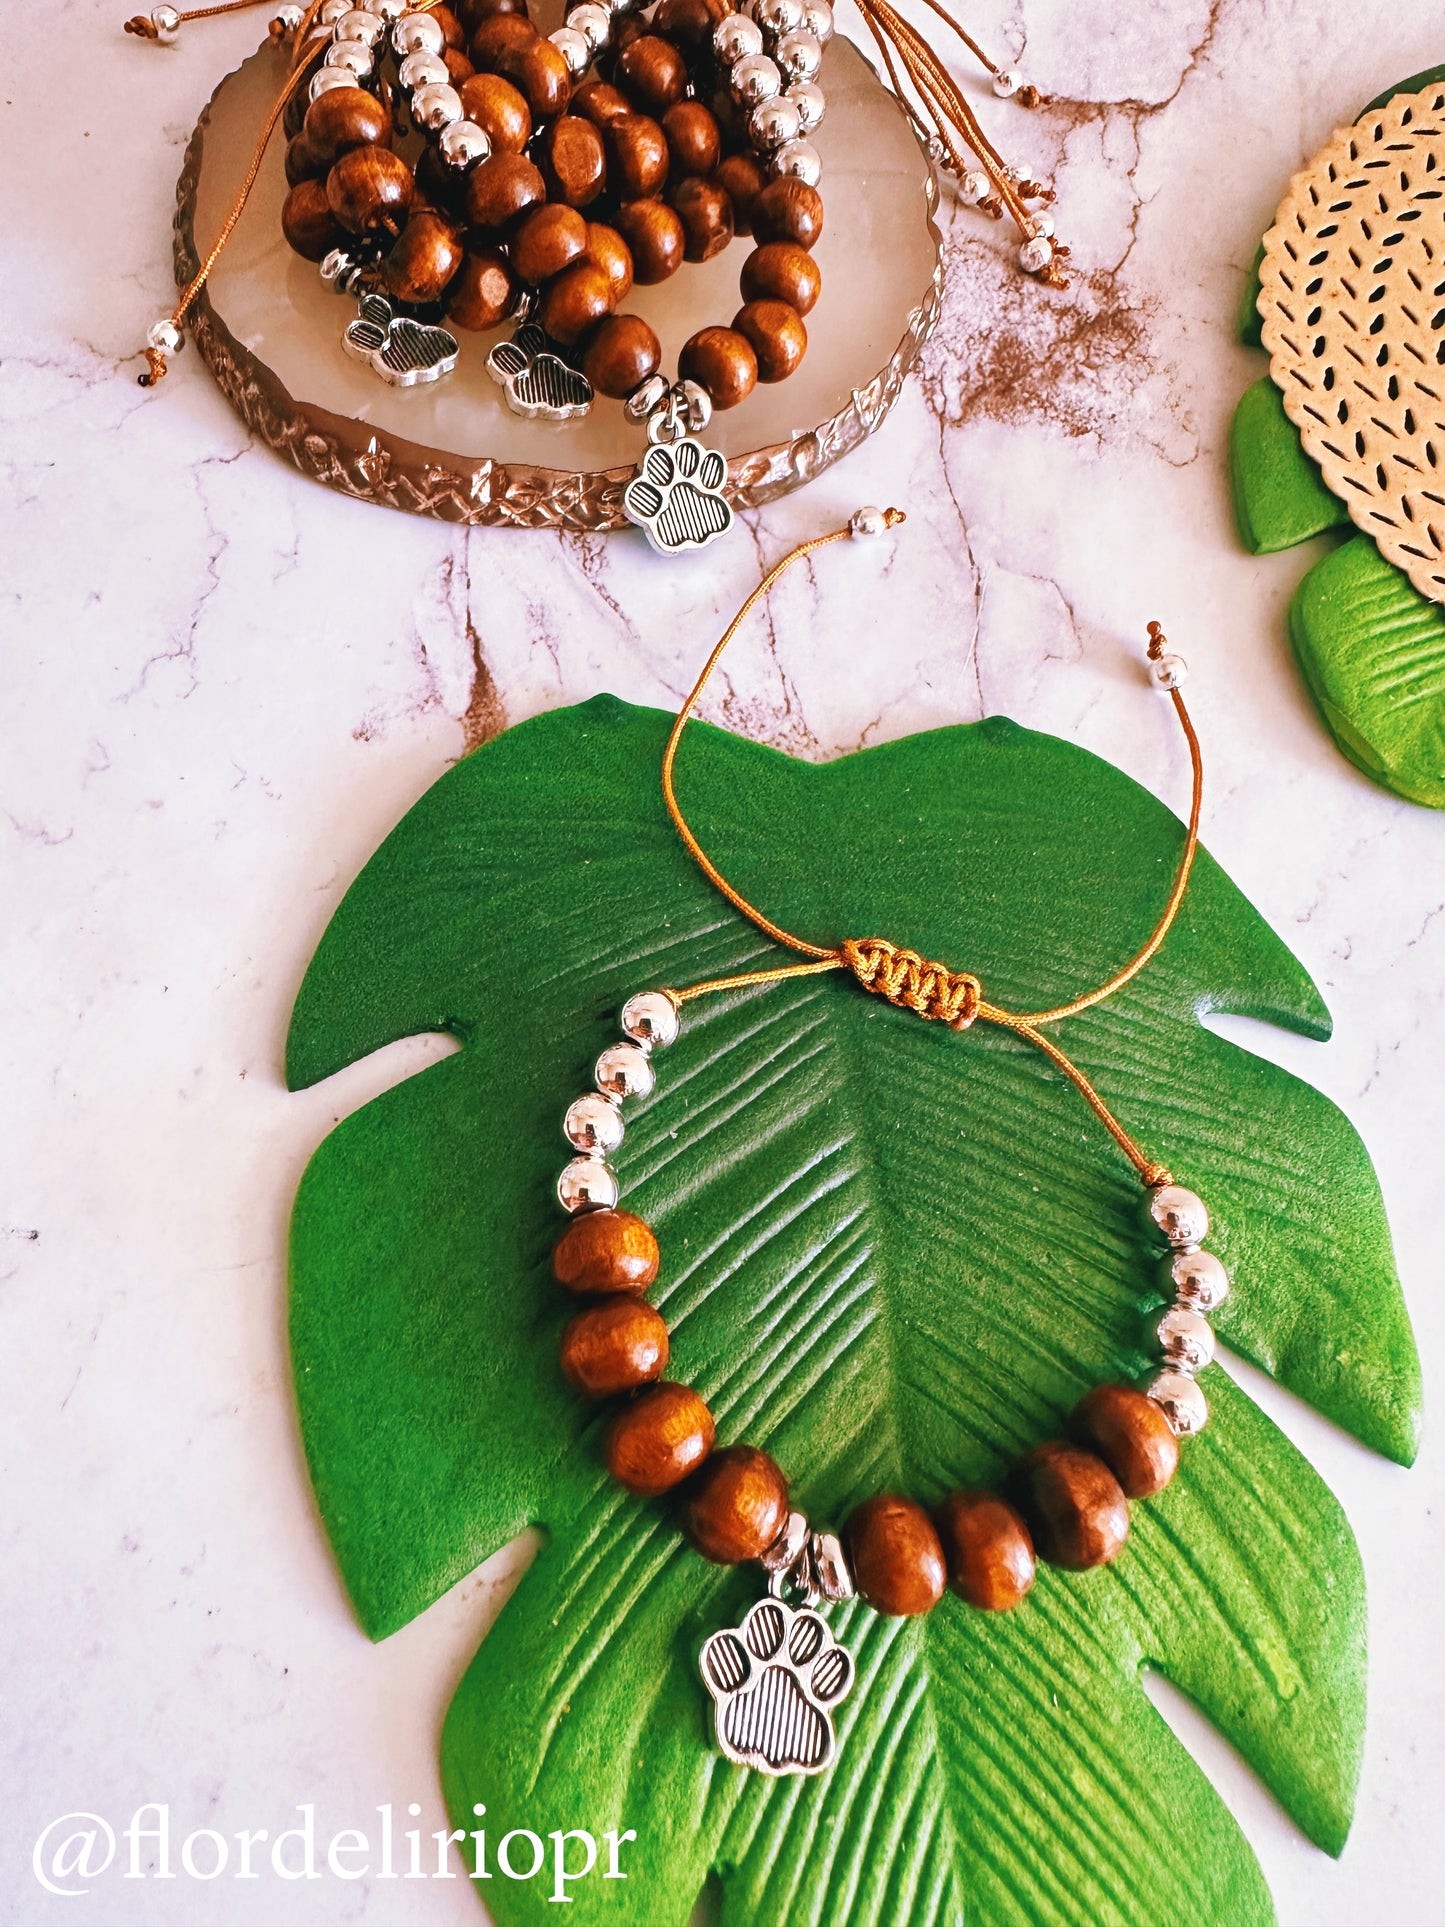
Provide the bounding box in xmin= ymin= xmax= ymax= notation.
xmin=1230 ymin=66 xmax=1445 ymax=808
xmin=286 ymin=697 xmax=1420 ymax=1926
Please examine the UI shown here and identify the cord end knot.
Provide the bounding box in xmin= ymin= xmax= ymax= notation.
xmin=843 ymin=937 xmax=981 ymax=1030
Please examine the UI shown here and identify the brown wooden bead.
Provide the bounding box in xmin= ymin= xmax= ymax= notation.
xmin=381 ymin=209 xmax=466 ymax=305
xmin=443 ymin=46 xmax=476 ymax=84
xmin=510 ymin=202 xmax=588 ymax=283
xmin=303 ymin=85 xmax=392 ymax=166
xmin=281 ymin=178 xmax=345 ymax=261
xmin=460 ymin=0 xmax=526 ymax=21
xmin=616 ymin=34 xmax=688 ymax=116
xmin=458 ymin=72 xmax=533 ymax=151
xmin=605 ymin=113 xmax=669 ymax=200
xmin=611 ymin=11 xmax=648 ymax=53
xmin=492 ymin=35 xmax=573 ymax=122
xmin=584 ymin=222 xmax=634 ymax=300
xmin=560 ymin=1294 xmax=669 ymax=1397
xmin=846 ymin=1493 xmax=947 ymax=1616
xmin=715 ymin=151 xmax=767 ymax=235
xmin=752 ymin=175 xmax=824 ymax=249
xmin=613 ymin=199 xmax=684 ymax=284
xmin=652 ymin=0 xmax=731 ymax=51
xmin=582 ymin=312 xmax=661 ymax=397
xmin=740 ymin=239 xmax=820 ymax=315
xmin=283 ymin=79 xmax=309 ymax=140
xmin=536 ymin=260 xmax=616 ymax=346
xmin=470 ymin=10 xmax=535 ymax=68
xmin=445 ymin=245 xmax=519 ymax=330
xmin=463 ymin=152 xmax=546 ymax=234
xmin=414 ymin=141 xmax=466 ymax=217
xmin=935 ymin=1489 xmax=1036 ymax=1612
xmin=671 ymin=175 xmax=733 ymax=263
xmin=605 ymin=1383 xmax=715 ymax=1496
xmin=285 ymin=132 xmax=325 ymax=186
xmin=326 ymin=146 xmax=414 ymax=239
xmin=1072 ymin=1384 xmax=1179 ymax=1499
xmin=1017 ymin=1442 xmax=1130 ymax=1570
xmin=733 ymin=296 xmax=805 ymax=382
xmin=679 ymin=325 xmax=757 ymax=409
xmin=683 ymin=1445 xmax=789 ymax=1564
xmin=552 ymin=1207 xmax=660 ymax=1294
xmin=430 ymin=2 xmax=467 ymax=48
xmin=662 ymin=99 xmax=721 ymax=179
xmin=572 ymin=79 xmax=633 ymax=129
xmin=541 ymin=115 xmax=607 ymax=209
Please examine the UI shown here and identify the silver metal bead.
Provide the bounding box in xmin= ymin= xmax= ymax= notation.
xmin=798 ymin=0 xmax=832 ymax=43
xmin=773 ymin=27 xmax=822 ymax=81
xmin=770 ymin=137 xmax=821 ymax=184
xmin=1150 ymin=652 xmax=1188 ymax=691
xmin=549 ymin=23 xmax=592 ymax=76
xmin=812 ymin=1530 xmax=854 ymax=1601
xmin=271 ymin=4 xmax=305 ymax=35
xmin=760 ymin=1509 xmax=809 ymax=1574
xmin=621 ymin=990 xmax=680 ymax=1049
xmin=393 ymin=9 xmax=444 ymax=53
xmin=958 ymin=168 xmax=990 ymax=205
xmin=713 ymin=12 xmax=763 ymax=63
xmin=1166 ymin=1247 xmax=1231 ymax=1314
xmin=398 ymin=47 xmax=448 ymax=88
xmin=310 ymin=64 xmax=359 ymax=100
xmin=564 ymin=1091 xmax=625 ymax=1154
xmin=754 ymin=0 xmax=803 ymax=37
xmin=623 ymin=372 xmax=669 ymax=422
xmin=150 ymin=4 xmax=180 ymax=38
xmin=326 ymin=38 xmax=375 ymax=76
xmin=411 ymin=80 xmax=463 ymax=130
xmin=595 ymin=1040 xmax=655 ymax=1100
xmin=992 ymin=66 xmax=1021 ymax=98
xmin=849 ymin=504 xmax=888 ymax=538
xmin=1146 ymin=1369 xmax=1209 ymax=1438
xmin=318 ymin=0 xmax=352 ymax=24
xmin=568 ymin=1 xmax=611 ymax=52
xmin=602 ymin=0 xmax=633 ymax=14
xmin=750 ymin=94 xmax=801 ymax=150
xmin=1018 ymin=234 xmax=1054 ymax=274
xmin=678 ymin=378 xmax=713 ymax=431
xmin=1146 ymin=1183 xmax=1209 ymax=1250
xmin=785 ymin=80 xmax=824 ymax=132
xmin=557 ymin=1156 xmax=619 ymax=1213
xmin=360 ymin=0 xmax=406 ymax=18
xmin=439 ymin=117 xmax=491 ymax=168
xmin=730 ymin=51 xmax=782 ymax=105
xmin=1153 ymin=1303 xmax=1215 ymax=1373
xmin=333 ymin=7 xmax=385 ymax=42
xmin=319 ymin=245 xmax=360 ymax=289
xmin=147 ymin=318 xmax=182 ymax=354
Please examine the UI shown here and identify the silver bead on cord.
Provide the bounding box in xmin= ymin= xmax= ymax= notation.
xmin=555 ymin=992 xmax=679 ymax=1215
xmin=714 ymin=0 xmax=827 ymax=178
xmin=1139 ymin=1181 xmax=1226 ymax=1438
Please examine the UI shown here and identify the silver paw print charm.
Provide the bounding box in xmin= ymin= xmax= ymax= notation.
xmin=343 ymin=294 xmax=458 ymax=388
xmin=486 ymin=323 xmax=593 ymax=421
xmin=623 ymin=430 xmax=732 ymax=554
xmin=700 ymin=1596 xmax=853 ymax=1776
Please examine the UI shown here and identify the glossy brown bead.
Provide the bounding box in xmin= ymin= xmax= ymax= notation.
xmin=414 ymin=141 xmax=466 ymax=217
xmin=461 ymin=0 xmax=526 ymax=20
xmin=679 ymin=325 xmax=757 ymax=409
xmin=584 ymin=221 xmax=634 ymax=300
xmin=661 ymin=100 xmax=721 ymax=179
xmin=443 ymin=46 xmax=476 ymax=85
xmin=326 ymin=146 xmax=414 ymax=239
xmin=683 ymin=1445 xmax=789 ymax=1564
xmin=671 ymin=175 xmax=733 ymax=263
xmin=463 ymin=152 xmax=546 ymax=234
xmin=733 ymin=297 xmax=805 ymax=382
xmin=303 ymin=85 xmax=392 ymax=166
xmin=582 ymin=312 xmax=661 ymax=397
xmin=605 ymin=113 xmax=669 ymax=200
xmin=1017 ymin=1442 xmax=1130 ymax=1570
xmin=613 ymin=199 xmax=684 ymax=284
xmin=510 ymin=202 xmax=588 ymax=283
xmin=458 ymin=72 xmax=533 ymax=151
xmin=1072 ymin=1384 xmax=1179 ymax=1499
xmin=541 ymin=114 xmax=607 ymax=208
xmin=652 ymin=0 xmax=731 ymax=51
xmin=714 ymin=151 xmax=767 ymax=236
xmin=492 ymin=35 xmax=573 ymax=122
xmin=616 ymin=34 xmax=688 ymax=116
xmin=537 ymin=260 xmax=616 ymax=346
xmin=281 ymin=178 xmax=345 ymax=261
xmin=572 ymin=79 xmax=633 ymax=129
xmin=285 ymin=132 xmax=325 ymax=186
xmin=381 ymin=209 xmax=465 ymax=304
xmin=283 ymin=79 xmax=309 ymax=140
xmin=752 ymin=176 xmax=824 ymax=250
xmin=605 ymin=1383 xmax=715 ymax=1496
xmin=846 ymin=1493 xmax=947 ymax=1616
xmin=445 ymin=245 xmax=519 ymax=329
xmin=470 ymin=10 xmax=535 ymax=67
xmin=741 ymin=239 xmax=820 ymax=315
xmin=430 ymin=2 xmax=467 ymax=48
xmin=552 ymin=1206 xmax=659 ymax=1294
xmin=560 ymin=1294 xmax=669 ymax=1397
xmin=936 ymin=1489 xmax=1036 ymax=1612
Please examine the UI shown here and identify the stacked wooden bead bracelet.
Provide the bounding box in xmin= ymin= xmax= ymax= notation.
xmin=542 ymin=513 xmax=1223 ymax=1777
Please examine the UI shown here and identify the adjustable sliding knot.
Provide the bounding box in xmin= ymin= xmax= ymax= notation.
xmin=842 ymin=937 xmax=982 ymax=1030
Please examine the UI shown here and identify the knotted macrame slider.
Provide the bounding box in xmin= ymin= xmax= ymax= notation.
xmin=841 ymin=937 xmax=982 ymax=1030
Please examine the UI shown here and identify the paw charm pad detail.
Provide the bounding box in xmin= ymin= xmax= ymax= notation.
xmin=700 ymin=1597 xmax=853 ymax=1776
xmin=623 ymin=438 xmax=733 ymax=555
xmin=343 ymin=294 xmax=458 ymax=388
xmin=486 ymin=323 xmax=593 ymax=422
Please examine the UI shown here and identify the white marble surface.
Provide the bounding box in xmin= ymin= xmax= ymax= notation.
xmin=3 ymin=3 xmax=1444 ymax=1923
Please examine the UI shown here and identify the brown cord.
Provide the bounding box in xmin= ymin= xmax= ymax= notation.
xmin=660 ymin=515 xmax=1200 ymax=1189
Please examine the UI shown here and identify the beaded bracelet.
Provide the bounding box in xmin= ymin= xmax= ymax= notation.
xmin=542 ymin=509 xmax=1221 ymax=1777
